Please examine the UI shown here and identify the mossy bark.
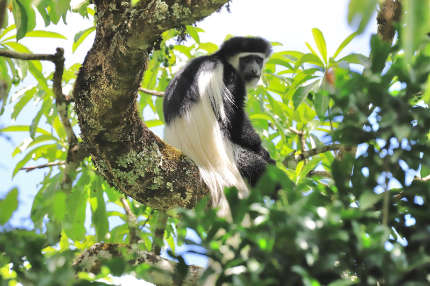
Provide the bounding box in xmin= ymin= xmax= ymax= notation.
xmin=73 ymin=0 xmax=230 ymax=210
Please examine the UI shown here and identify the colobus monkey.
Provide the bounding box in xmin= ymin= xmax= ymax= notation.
xmin=163 ymin=37 xmax=274 ymax=216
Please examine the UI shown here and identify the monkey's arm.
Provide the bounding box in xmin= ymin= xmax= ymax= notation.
xmin=230 ymin=111 xmax=274 ymax=164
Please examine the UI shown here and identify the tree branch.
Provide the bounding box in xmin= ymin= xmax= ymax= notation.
xmin=0 ymin=49 xmax=59 ymax=61
xmin=73 ymin=1 xmax=231 ymax=210
xmin=120 ymin=197 xmax=139 ymax=244
xmin=377 ymin=0 xmax=402 ymax=43
xmin=74 ymin=242 xmax=203 ymax=286
xmin=283 ymin=144 xmax=344 ymax=165
xmin=415 ymin=175 xmax=430 ymax=182
xmin=139 ymin=87 xmax=165 ymax=97
xmin=21 ymin=161 xmax=66 ymax=172
xmin=152 ymin=212 xmax=168 ymax=255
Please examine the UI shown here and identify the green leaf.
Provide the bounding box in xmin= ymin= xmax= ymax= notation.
xmin=296 ymin=53 xmax=325 ymax=69
xmin=293 ymin=80 xmax=320 ymax=109
xmin=314 ymin=90 xmax=329 ymax=119
xmin=145 ymin=119 xmax=163 ymax=128
xmin=300 ymin=157 xmax=322 ymax=179
xmin=359 ymin=191 xmax=381 ymax=210
xmin=30 ymin=99 xmax=51 ymax=139
xmin=11 ymin=0 xmax=36 ymax=40
xmin=12 ymin=134 xmax=57 ymax=157
xmin=52 ymin=116 xmax=66 ymax=139
xmin=12 ymin=144 xmax=57 ymax=177
xmin=312 ymin=28 xmax=327 ymax=64
xmin=64 ymin=185 xmax=88 ymax=241
xmin=28 ymin=61 xmax=49 ymax=93
xmin=72 ymin=26 xmax=95 ymax=52
xmin=51 ymin=191 xmax=67 ymax=221
xmin=402 ymin=0 xmax=430 ymax=62
xmin=198 ymin=42 xmax=218 ymax=53
xmin=0 ymin=125 xmax=51 ymax=135
xmin=186 ymin=25 xmax=203 ymax=44
xmin=333 ymin=32 xmax=357 ymax=59
xmin=423 ymin=74 xmax=430 ymax=104
xmin=281 ymin=50 xmax=305 ymax=61
xmin=0 ymin=188 xmax=19 ymax=225
xmin=90 ymin=177 xmax=109 ymax=241
xmin=347 ymin=0 xmax=378 ymax=34
xmin=11 ymin=87 xmax=36 ymax=119
xmin=174 ymin=45 xmax=193 ymax=59
xmin=55 ymin=0 xmax=71 ymax=23
xmin=3 ymin=30 xmax=67 ymax=41
xmin=0 ymin=25 xmax=16 ymax=40
xmin=337 ymin=53 xmax=368 ymax=65
xmin=369 ymin=35 xmax=391 ymax=73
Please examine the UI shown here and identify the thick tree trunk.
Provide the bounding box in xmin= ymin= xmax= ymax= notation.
xmin=377 ymin=0 xmax=402 ymax=43
xmin=73 ymin=0 xmax=230 ymax=210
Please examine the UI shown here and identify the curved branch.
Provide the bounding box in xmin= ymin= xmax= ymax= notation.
xmin=283 ymin=144 xmax=344 ymax=165
xmin=73 ymin=1 xmax=230 ymax=210
xmin=74 ymin=243 xmax=203 ymax=286
xmin=139 ymin=87 xmax=165 ymax=97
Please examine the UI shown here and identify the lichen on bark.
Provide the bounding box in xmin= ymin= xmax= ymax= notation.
xmin=73 ymin=0 xmax=230 ymax=210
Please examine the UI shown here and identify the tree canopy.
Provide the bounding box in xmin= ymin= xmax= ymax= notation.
xmin=1 ymin=0 xmax=430 ymax=285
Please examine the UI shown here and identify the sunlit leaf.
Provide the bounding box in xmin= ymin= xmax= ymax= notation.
xmin=0 ymin=125 xmax=51 ymax=135
xmin=402 ymin=0 xmax=430 ymax=62
xmin=11 ymin=86 xmax=36 ymax=119
xmin=347 ymin=0 xmax=378 ymax=34
xmin=12 ymin=144 xmax=57 ymax=177
xmin=296 ymin=53 xmax=324 ymax=68
xmin=312 ymin=28 xmax=327 ymax=64
xmin=0 ymin=188 xmax=19 ymax=224
xmin=72 ymin=26 xmax=95 ymax=52
xmin=186 ymin=25 xmax=203 ymax=44
xmin=11 ymin=0 xmax=36 ymax=40
xmin=314 ymin=90 xmax=329 ymax=119
xmin=3 ymin=30 xmax=67 ymax=41
xmin=293 ymin=79 xmax=320 ymax=109
xmin=333 ymin=32 xmax=357 ymax=59
xmin=90 ymin=177 xmax=109 ymax=241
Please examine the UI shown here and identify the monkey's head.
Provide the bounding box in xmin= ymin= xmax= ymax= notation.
xmin=216 ymin=36 xmax=272 ymax=89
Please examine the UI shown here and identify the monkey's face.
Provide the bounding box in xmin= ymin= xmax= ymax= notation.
xmin=238 ymin=55 xmax=264 ymax=89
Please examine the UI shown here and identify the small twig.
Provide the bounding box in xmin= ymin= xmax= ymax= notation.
xmin=288 ymin=127 xmax=304 ymax=136
xmin=299 ymin=129 xmax=306 ymax=160
xmin=308 ymin=170 xmax=332 ymax=178
xmin=415 ymin=175 xmax=430 ymax=182
xmin=0 ymin=49 xmax=59 ymax=62
xmin=51 ymin=48 xmax=78 ymax=146
xmin=152 ymin=211 xmax=168 ymax=255
xmin=0 ymin=48 xmax=85 ymax=190
xmin=382 ymin=175 xmax=390 ymax=226
xmin=139 ymin=87 xmax=165 ymax=97
xmin=284 ymin=143 xmax=344 ymax=164
xmin=120 ymin=197 xmax=139 ymax=244
xmin=21 ymin=161 xmax=66 ymax=172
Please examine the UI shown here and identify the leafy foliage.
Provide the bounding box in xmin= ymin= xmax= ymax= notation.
xmin=0 ymin=1 xmax=430 ymax=285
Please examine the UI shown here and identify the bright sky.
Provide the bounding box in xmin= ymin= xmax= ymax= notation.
xmin=0 ymin=1 xmax=377 ymax=283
